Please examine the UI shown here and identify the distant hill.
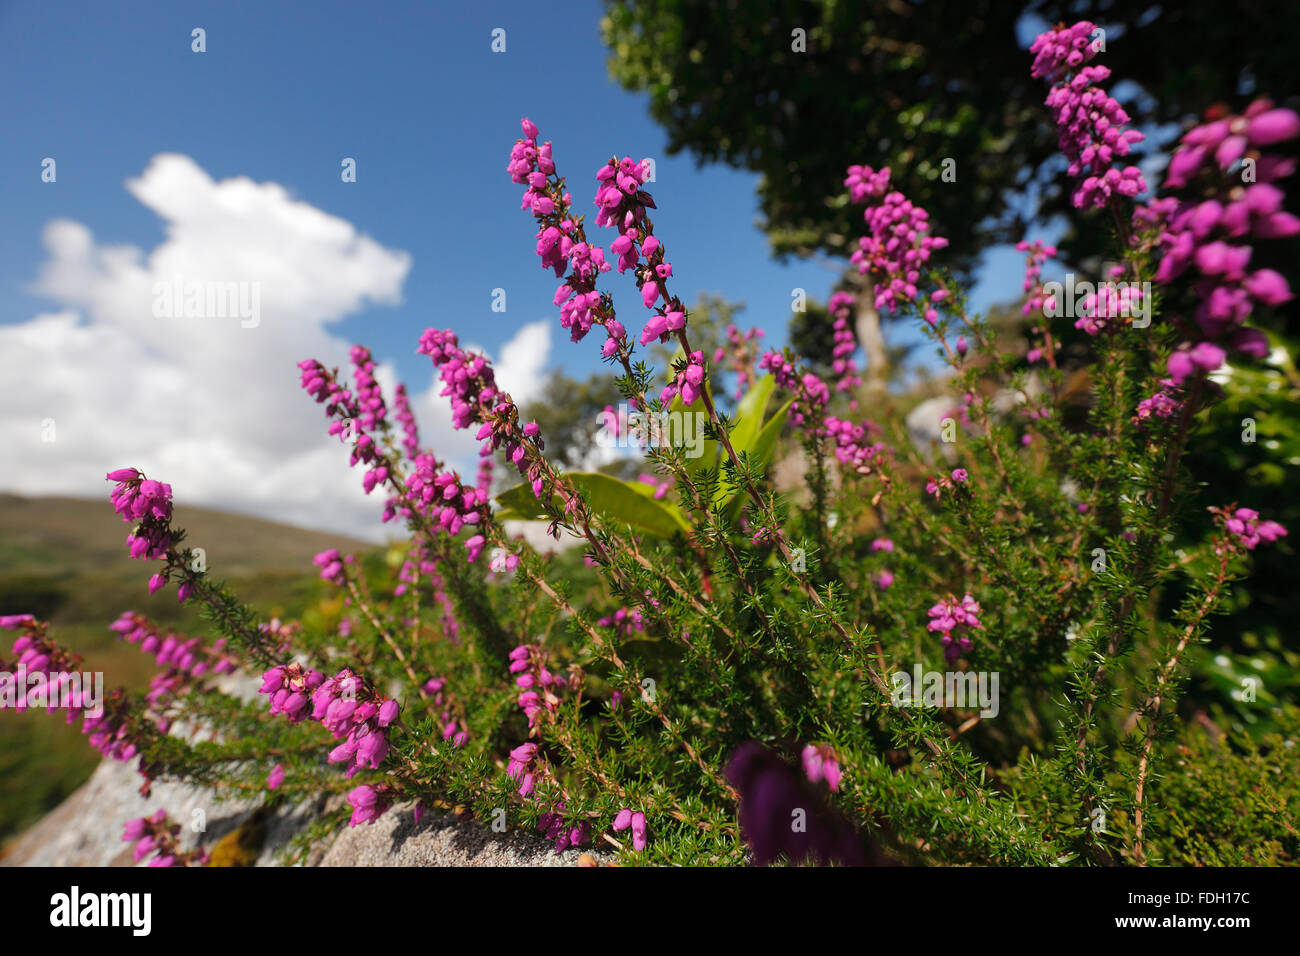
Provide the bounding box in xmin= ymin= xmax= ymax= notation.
xmin=0 ymin=494 xmax=375 ymax=845
xmin=0 ymin=493 xmax=372 ymax=578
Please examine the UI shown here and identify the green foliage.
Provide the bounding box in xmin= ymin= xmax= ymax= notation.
xmin=0 ymin=497 xmax=357 ymax=844
xmin=496 ymin=472 xmax=691 ymax=536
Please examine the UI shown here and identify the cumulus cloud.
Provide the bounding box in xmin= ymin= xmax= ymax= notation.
xmin=492 ymin=319 xmax=552 ymax=406
xmin=0 ymin=154 xmax=552 ymax=543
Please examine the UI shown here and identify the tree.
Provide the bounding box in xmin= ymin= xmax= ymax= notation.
xmin=602 ymin=0 xmax=1300 ymax=272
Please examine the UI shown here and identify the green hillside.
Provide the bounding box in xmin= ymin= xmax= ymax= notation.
xmin=0 ymin=494 xmax=375 ymax=846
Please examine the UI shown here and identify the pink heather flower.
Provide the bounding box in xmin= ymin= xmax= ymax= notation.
xmin=876 ymin=569 xmax=895 ymax=589
xmin=402 ymin=458 xmax=492 ymax=561
xmin=1243 ymin=268 xmax=1293 ymax=306
xmin=636 ymin=473 xmax=674 ymax=501
xmin=714 ymin=324 xmax=766 ymax=399
xmin=122 ymin=817 xmax=148 ymax=843
xmin=761 ymin=351 xmax=832 ymax=428
xmin=828 ymin=292 xmax=862 ymax=405
xmin=661 ymin=350 xmax=707 ymax=407
xmin=844 ymin=163 xmax=891 ymax=202
xmin=311 ymin=669 xmax=397 ymax=776
xmin=1017 ymin=239 xmax=1058 ymax=318
xmin=1072 ymin=281 xmax=1147 ymax=337
xmin=421 ymin=675 xmax=468 ymax=747
xmin=347 ymin=784 xmax=393 ymax=827
xmin=1217 ymin=505 xmax=1288 ymax=551
xmin=1135 ymin=378 xmax=1184 ymax=423
xmin=259 ymin=661 xmax=325 ymax=723
xmin=623 ymin=810 xmax=648 ymax=851
xmin=392 ymin=383 xmax=422 ymax=460
xmin=629 ymin=811 xmax=650 ymax=848
xmin=106 ymin=469 xmax=175 ymax=561
xmin=109 ymin=613 xmax=238 ymax=707
xmin=121 ymin=810 xmax=207 ymax=867
xmin=641 ymin=280 xmax=660 ymax=309
xmin=1247 ymin=108 xmax=1300 ymax=147
xmin=267 ymin=764 xmax=285 ymax=790
xmin=590 ymin=153 xmax=677 ymax=348
xmin=846 ymin=165 xmax=949 ymax=313
xmin=928 ymin=593 xmax=983 ymax=664
xmin=598 ymin=606 xmax=647 ymax=636
xmin=416 ymin=327 xmax=547 ymax=510
xmin=313 ymin=549 xmax=348 ymax=586
xmin=132 ymin=836 xmax=155 ymax=863
xmin=1028 ymin=19 xmax=1098 ymax=82
xmin=802 ymin=744 xmax=843 ymax=792
xmin=1140 ymin=99 xmax=1297 ymax=363
xmin=509 ymin=644 xmax=565 ymax=731
xmin=507 ymin=741 xmax=539 ymax=797
xmin=349 ymin=345 xmax=389 ymax=439
xmin=537 ymin=802 xmax=589 ymax=853
xmin=1031 ymin=23 xmax=1147 ymax=209
xmin=1167 ymin=341 xmax=1226 ymax=383
xmin=825 ymin=417 xmax=886 ymax=476
xmin=871 ymin=537 xmax=894 ymax=553
xmin=951 ymin=468 xmax=968 ymax=483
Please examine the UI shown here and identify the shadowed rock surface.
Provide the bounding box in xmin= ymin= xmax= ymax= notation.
xmin=2 ymin=758 xmax=606 ymax=867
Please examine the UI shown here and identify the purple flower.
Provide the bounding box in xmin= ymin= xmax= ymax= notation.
xmin=801 ymin=744 xmax=843 ymax=792
xmin=928 ymin=593 xmax=983 ymax=664
xmin=845 ymin=164 xmax=949 ymax=313
xmin=346 ymin=784 xmax=392 ymax=827
xmin=725 ymin=743 xmax=873 ymax=866
xmin=1217 ymin=505 xmax=1288 ymax=551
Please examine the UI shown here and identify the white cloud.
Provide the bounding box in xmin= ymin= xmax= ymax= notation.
xmin=0 ymin=154 xmax=552 ymax=544
xmin=494 ymin=319 xmax=551 ymax=407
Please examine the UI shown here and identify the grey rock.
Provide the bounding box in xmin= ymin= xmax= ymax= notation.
xmin=2 ymin=757 xmax=609 ymax=867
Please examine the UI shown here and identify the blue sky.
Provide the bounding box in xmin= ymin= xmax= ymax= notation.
xmin=0 ymin=0 xmax=1124 ymax=538
xmin=1 ymin=0 xmax=861 ymax=378
xmin=0 ymin=0 xmax=1043 ymax=382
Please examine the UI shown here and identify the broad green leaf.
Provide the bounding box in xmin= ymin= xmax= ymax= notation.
xmin=729 ymin=373 xmax=775 ymax=459
xmin=748 ymin=397 xmax=793 ymax=470
xmin=715 ymin=397 xmax=793 ymax=511
xmin=495 ymin=472 xmax=690 ymax=537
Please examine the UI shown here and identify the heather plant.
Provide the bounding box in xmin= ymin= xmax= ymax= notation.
xmin=4 ymin=21 xmax=1297 ymax=867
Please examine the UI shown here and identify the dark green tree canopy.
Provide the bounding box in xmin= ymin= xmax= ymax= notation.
xmin=602 ymin=0 xmax=1300 ymax=273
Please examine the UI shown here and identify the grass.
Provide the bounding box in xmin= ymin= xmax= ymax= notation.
xmin=0 ymin=494 xmax=374 ymax=846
